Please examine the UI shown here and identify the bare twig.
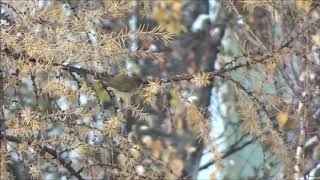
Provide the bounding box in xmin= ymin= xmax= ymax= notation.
xmin=199 ymin=138 xmax=256 ymax=170
xmin=220 ymin=74 xmax=280 ymax=130
xmin=227 ymin=0 xmax=269 ymax=52
xmin=101 ymin=82 xmax=119 ymax=113
xmin=29 ymin=70 xmax=39 ymax=106
xmin=0 ymin=134 xmax=85 ymax=180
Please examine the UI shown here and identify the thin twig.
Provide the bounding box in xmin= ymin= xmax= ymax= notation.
xmin=199 ymin=138 xmax=256 ymax=170
xmin=29 ymin=70 xmax=39 ymax=107
xmin=0 ymin=134 xmax=85 ymax=180
xmin=219 ymin=74 xmax=280 ymax=130
xmin=101 ymin=82 xmax=119 ymax=113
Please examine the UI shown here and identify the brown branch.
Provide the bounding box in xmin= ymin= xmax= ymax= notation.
xmin=1 ymin=44 xmax=112 ymax=78
xmin=1 ymin=38 xmax=271 ymax=84
xmin=1 ymin=17 xmax=315 ymax=86
xmin=0 ymin=41 xmax=283 ymax=133
xmin=29 ymin=70 xmax=39 ymax=106
xmin=220 ymin=54 xmax=248 ymax=70
xmin=0 ymin=134 xmax=85 ymax=180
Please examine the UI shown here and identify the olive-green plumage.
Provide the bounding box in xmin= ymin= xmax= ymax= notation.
xmin=100 ymin=74 xmax=143 ymax=107
xmin=107 ymin=74 xmax=142 ymax=92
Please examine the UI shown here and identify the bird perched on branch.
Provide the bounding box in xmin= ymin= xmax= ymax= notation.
xmin=107 ymin=73 xmax=143 ymax=92
xmin=101 ymin=73 xmax=143 ymax=107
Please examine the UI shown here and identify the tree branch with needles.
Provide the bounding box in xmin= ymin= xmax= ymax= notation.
xmin=0 ymin=134 xmax=85 ymax=180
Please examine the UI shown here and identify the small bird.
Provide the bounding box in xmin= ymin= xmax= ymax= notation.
xmin=107 ymin=73 xmax=143 ymax=93
xmin=101 ymin=73 xmax=143 ymax=107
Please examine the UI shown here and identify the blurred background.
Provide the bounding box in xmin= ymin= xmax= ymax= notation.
xmin=1 ymin=0 xmax=320 ymax=179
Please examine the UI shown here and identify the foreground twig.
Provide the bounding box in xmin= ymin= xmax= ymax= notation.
xmin=0 ymin=134 xmax=85 ymax=180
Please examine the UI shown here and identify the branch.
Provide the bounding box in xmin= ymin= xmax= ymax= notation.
xmin=199 ymin=138 xmax=256 ymax=170
xmin=29 ymin=70 xmax=39 ymax=106
xmin=1 ymin=18 xmax=314 ymax=86
xmin=0 ymin=134 xmax=85 ymax=180
xmin=1 ymin=44 xmax=112 ymax=78
xmin=101 ymin=82 xmax=119 ymax=113
xmin=220 ymin=74 xmax=279 ymax=130
xmin=304 ymin=161 xmax=320 ymax=179
xmin=144 ymin=53 xmax=272 ymax=84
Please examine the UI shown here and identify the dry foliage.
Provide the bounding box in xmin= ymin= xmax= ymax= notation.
xmin=0 ymin=0 xmax=319 ymax=179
